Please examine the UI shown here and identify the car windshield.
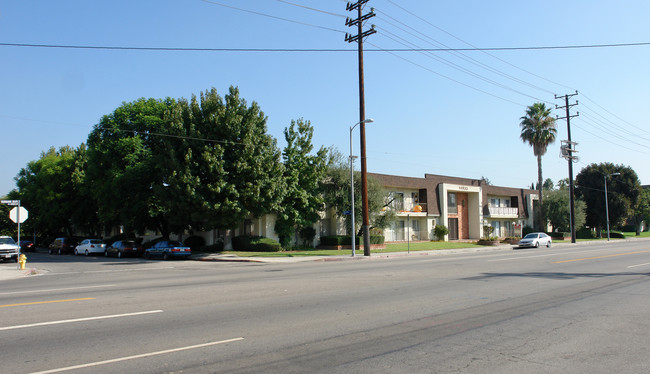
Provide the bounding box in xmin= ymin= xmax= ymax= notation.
xmin=523 ymin=233 xmax=538 ymax=239
xmin=0 ymin=237 xmax=16 ymax=245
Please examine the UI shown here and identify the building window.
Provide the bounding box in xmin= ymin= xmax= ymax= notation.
xmin=448 ymin=192 xmax=457 ymax=214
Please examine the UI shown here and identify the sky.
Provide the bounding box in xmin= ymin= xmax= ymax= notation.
xmin=2 ymin=0 xmax=650 ymax=197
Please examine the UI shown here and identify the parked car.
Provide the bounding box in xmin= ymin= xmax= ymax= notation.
xmin=105 ymin=240 xmax=143 ymax=258
xmin=75 ymin=239 xmax=106 ymax=256
xmin=48 ymin=237 xmax=80 ymax=255
xmin=518 ymin=232 xmax=552 ymax=248
xmin=19 ymin=240 xmax=36 ymax=252
xmin=0 ymin=236 xmax=19 ymax=262
xmin=145 ymin=240 xmax=191 ymax=260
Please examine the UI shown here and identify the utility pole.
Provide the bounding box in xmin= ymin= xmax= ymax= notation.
xmin=345 ymin=0 xmax=375 ymax=256
xmin=555 ymin=91 xmax=579 ymax=243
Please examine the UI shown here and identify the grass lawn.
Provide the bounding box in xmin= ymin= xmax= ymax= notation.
xmin=205 ymin=241 xmax=485 ymax=257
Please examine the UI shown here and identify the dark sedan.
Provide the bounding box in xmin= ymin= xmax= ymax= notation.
xmin=105 ymin=240 xmax=144 ymax=258
xmin=145 ymin=240 xmax=191 ymax=260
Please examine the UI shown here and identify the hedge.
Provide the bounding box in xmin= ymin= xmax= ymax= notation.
xmin=547 ymin=232 xmax=569 ymax=240
xmin=232 ymin=235 xmax=282 ymax=252
xmin=320 ymin=235 xmax=384 ymax=246
xmin=608 ymin=232 xmax=626 ymax=239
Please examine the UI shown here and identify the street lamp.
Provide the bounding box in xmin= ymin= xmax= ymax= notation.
xmin=350 ymin=118 xmax=373 ymax=257
xmin=604 ymin=172 xmax=620 ymax=241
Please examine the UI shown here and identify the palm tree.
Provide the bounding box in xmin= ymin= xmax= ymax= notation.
xmin=520 ymin=102 xmax=557 ymax=231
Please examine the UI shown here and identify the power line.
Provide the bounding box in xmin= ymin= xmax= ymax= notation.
xmin=2 ymin=41 xmax=649 ymax=52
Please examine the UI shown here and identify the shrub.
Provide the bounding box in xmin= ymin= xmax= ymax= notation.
xmin=522 ymin=226 xmax=535 ymax=236
xmin=232 ymin=235 xmax=282 ymax=252
xmin=433 ymin=225 xmax=449 ymax=241
xmin=320 ymin=235 xmax=347 ymax=246
xmin=184 ymin=236 xmax=206 ymax=251
xmin=200 ymin=242 xmax=224 ymax=253
xmin=547 ymin=232 xmax=568 ymax=240
xmin=320 ymin=235 xmax=384 ymax=246
xmin=299 ymin=226 xmax=316 ymax=247
xmin=576 ymin=227 xmax=595 ymax=239
xmin=609 ymin=231 xmax=625 ymax=239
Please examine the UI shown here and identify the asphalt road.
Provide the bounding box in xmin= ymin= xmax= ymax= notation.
xmin=1 ymin=240 xmax=650 ymax=373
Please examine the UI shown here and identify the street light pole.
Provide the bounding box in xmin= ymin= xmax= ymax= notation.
xmin=350 ymin=118 xmax=373 ymax=257
xmin=604 ymin=172 xmax=620 ymax=241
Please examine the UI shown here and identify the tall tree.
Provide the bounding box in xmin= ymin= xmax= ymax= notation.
xmin=274 ymin=119 xmax=327 ymax=247
xmin=630 ymin=188 xmax=650 ymax=235
xmin=543 ymin=188 xmax=586 ymax=232
xmin=519 ymin=102 xmax=557 ymax=230
xmin=320 ymin=148 xmax=392 ymax=236
xmin=168 ymin=87 xmax=285 ymax=233
xmin=575 ymin=163 xmax=641 ymax=234
xmin=15 ymin=146 xmax=81 ymax=237
xmin=86 ymin=97 xmax=178 ymax=237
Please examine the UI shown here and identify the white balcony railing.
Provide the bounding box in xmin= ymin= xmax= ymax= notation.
xmin=488 ymin=207 xmax=518 ymax=217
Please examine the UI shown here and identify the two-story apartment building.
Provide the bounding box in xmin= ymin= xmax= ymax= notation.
xmin=370 ymin=173 xmax=538 ymax=242
xmin=183 ymin=172 xmax=539 ymax=248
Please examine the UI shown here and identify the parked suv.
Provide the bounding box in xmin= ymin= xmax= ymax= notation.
xmin=0 ymin=236 xmax=19 ymax=262
xmin=48 ymin=237 xmax=79 ymax=255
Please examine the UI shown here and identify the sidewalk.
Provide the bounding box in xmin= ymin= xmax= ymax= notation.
xmin=1 ymin=237 xmax=644 ymax=281
xmin=0 ymin=265 xmax=38 ymax=281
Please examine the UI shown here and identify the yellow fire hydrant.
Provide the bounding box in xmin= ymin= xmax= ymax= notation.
xmin=18 ymin=254 xmax=27 ymax=270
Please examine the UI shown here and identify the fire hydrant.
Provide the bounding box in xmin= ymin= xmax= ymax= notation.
xmin=18 ymin=254 xmax=27 ymax=270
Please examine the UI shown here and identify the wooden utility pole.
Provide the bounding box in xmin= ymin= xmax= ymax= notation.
xmin=556 ymin=91 xmax=579 ymax=243
xmin=345 ymin=0 xmax=375 ymax=256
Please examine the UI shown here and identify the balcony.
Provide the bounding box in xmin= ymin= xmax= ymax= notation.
xmin=388 ymin=203 xmax=427 ymax=215
xmin=487 ymin=206 xmax=519 ymax=217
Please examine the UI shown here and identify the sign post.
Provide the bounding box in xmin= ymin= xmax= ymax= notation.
xmin=2 ymin=200 xmax=28 ymax=267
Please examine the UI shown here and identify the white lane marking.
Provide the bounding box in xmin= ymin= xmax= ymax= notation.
xmin=0 ymin=284 xmax=116 ymax=296
xmin=0 ymin=310 xmax=163 ymax=331
xmin=488 ymin=248 xmax=609 ymax=262
xmin=628 ymin=262 xmax=650 ymax=268
xmin=29 ymin=337 xmax=245 ymax=374
xmin=43 ymin=266 xmax=175 ymax=276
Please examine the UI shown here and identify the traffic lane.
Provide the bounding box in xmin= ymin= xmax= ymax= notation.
xmin=2 ymin=244 xmax=649 ymax=372
xmin=2 ymin=258 xmax=646 ymax=372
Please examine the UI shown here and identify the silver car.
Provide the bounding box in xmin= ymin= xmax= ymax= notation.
xmin=75 ymin=239 xmax=106 ymax=256
xmin=518 ymin=232 xmax=552 ymax=248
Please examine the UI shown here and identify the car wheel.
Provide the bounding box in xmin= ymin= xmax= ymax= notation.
xmin=74 ymin=249 xmax=78 ymax=255
xmin=535 ymin=242 xmax=539 ymax=248
xmin=117 ymin=251 xmax=122 ymax=258
xmin=547 ymin=241 xmax=551 ymax=248
xmin=58 ymin=249 xmax=62 ymax=255
xmin=163 ymin=253 xmax=169 ymax=261
xmin=48 ymin=248 xmax=53 ymax=255
xmin=105 ymin=250 xmax=109 ymax=257
xmin=143 ymin=251 xmax=150 ymax=260
xmin=85 ymin=249 xmax=89 ymax=256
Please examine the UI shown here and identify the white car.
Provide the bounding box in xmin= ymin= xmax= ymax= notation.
xmin=75 ymin=239 xmax=106 ymax=256
xmin=518 ymin=232 xmax=552 ymax=248
xmin=0 ymin=236 xmax=19 ymax=262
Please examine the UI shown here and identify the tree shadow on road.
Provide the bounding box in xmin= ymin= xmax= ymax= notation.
xmin=463 ymin=271 xmax=650 ymax=280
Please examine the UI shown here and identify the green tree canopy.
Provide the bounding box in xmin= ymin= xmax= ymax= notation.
xmin=320 ymin=148 xmax=392 ymax=235
xmin=14 ymin=146 xmax=85 ymax=237
xmin=166 ymin=87 xmax=285 ymax=232
xmin=274 ymin=119 xmax=327 ymax=247
xmin=86 ymin=97 xmax=177 ymax=237
xmin=575 ymin=163 xmax=641 ymax=232
xmin=543 ymin=188 xmax=586 ymax=232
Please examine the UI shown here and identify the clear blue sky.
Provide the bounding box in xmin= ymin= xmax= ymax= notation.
xmin=2 ymin=0 xmax=649 ymax=197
